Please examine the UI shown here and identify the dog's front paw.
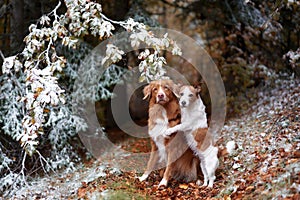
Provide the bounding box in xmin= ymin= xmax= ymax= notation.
xmin=208 ymin=182 xmax=214 ymax=188
xmin=158 ymin=178 xmax=168 ymax=187
xmin=196 ymin=179 xmax=208 ymax=187
xmin=138 ymin=174 xmax=148 ymax=182
xmin=164 ymin=129 xmax=173 ymax=137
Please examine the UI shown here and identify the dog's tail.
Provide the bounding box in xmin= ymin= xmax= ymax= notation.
xmin=218 ymin=140 xmax=236 ymax=158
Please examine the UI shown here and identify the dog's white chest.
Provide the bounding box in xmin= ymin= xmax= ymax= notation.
xmin=181 ymin=101 xmax=208 ymax=130
xmin=149 ymin=109 xmax=168 ymax=138
xmin=149 ymin=109 xmax=168 ymax=162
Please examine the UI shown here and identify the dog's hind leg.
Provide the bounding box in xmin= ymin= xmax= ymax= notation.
xmin=199 ymin=160 xmax=208 ymax=186
xmin=206 ymin=147 xmax=219 ymax=188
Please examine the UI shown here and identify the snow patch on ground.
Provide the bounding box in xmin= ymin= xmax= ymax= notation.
xmin=226 ymin=141 xmax=236 ymax=155
xmin=10 ymin=161 xmax=118 ymax=199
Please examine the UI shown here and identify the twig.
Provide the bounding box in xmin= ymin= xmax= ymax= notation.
xmin=36 ymin=150 xmax=57 ymax=175
xmin=100 ymin=13 xmax=128 ymax=27
xmin=224 ymin=0 xmax=238 ymax=25
xmin=21 ymin=150 xmax=29 ymax=187
xmin=45 ymin=38 xmax=53 ymax=67
xmin=261 ymin=0 xmax=283 ymax=30
xmin=47 ymin=0 xmax=62 ymax=21
xmin=0 ymin=49 xmax=5 ymax=60
xmin=3 ymin=150 xmax=28 ymax=197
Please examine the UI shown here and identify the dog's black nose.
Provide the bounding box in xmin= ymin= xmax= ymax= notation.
xmin=181 ymin=101 xmax=186 ymax=106
xmin=158 ymin=93 xmax=164 ymax=99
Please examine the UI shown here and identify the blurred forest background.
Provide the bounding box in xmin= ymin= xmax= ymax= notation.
xmin=0 ymin=0 xmax=299 ymax=198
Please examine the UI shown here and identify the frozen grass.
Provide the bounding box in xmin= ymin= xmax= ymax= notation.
xmin=9 ymin=161 xmax=119 ymax=199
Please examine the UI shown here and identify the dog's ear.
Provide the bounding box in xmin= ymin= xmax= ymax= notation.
xmin=143 ymin=84 xmax=151 ymax=100
xmin=171 ymin=83 xmax=181 ymax=98
xmin=194 ymin=85 xmax=201 ymax=95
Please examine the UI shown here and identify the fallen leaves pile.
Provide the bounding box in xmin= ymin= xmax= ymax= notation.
xmin=75 ymin=168 xmax=223 ymax=199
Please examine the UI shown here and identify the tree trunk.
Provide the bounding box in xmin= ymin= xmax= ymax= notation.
xmin=10 ymin=0 xmax=24 ymax=54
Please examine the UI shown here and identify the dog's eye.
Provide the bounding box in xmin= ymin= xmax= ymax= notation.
xmin=164 ymin=86 xmax=169 ymax=90
xmin=189 ymin=94 xmax=193 ymax=97
xmin=153 ymin=87 xmax=158 ymax=92
xmin=180 ymin=93 xmax=184 ymax=96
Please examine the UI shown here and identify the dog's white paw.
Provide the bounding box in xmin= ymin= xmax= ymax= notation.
xmin=158 ymin=178 xmax=168 ymax=187
xmin=163 ymin=133 xmax=170 ymax=139
xmin=164 ymin=129 xmax=173 ymax=137
xmin=199 ymin=179 xmax=208 ymax=187
xmin=138 ymin=174 xmax=148 ymax=182
xmin=208 ymin=177 xmax=215 ymax=188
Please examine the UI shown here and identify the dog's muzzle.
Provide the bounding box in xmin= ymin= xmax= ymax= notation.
xmin=180 ymin=100 xmax=187 ymax=107
xmin=157 ymin=93 xmax=166 ymax=103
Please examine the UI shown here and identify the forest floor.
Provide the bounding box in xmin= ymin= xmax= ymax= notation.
xmin=10 ymin=76 xmax=300 ymax=200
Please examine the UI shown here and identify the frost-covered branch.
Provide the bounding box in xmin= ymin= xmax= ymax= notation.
xmin=132 ymin=33 xmax=182 ymax=82
xmin=0 ymin=0 xmax=183 ymax=190
xmin=0 ymin=0 xmax=184 ymax=196
xmin=0 ymin=50 xmax=4 ymax=60
xmin=0 ymin=0 xmax=183 ymax=156
xmin=36 ymin=150 xmax=56 ymax=175
xmin=21 ymin=151 xmax=28 ymax=187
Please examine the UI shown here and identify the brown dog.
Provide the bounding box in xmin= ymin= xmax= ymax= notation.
xmin=138 ymin=79 xmax=199 ymax=187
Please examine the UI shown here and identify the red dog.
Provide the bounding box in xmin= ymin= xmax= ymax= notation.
xmin=139 ymin=79 xmax=199 ymax=187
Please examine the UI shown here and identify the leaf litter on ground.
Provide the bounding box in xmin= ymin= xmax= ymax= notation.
xmin=8 ymin=76 xmax=300 ymax=199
